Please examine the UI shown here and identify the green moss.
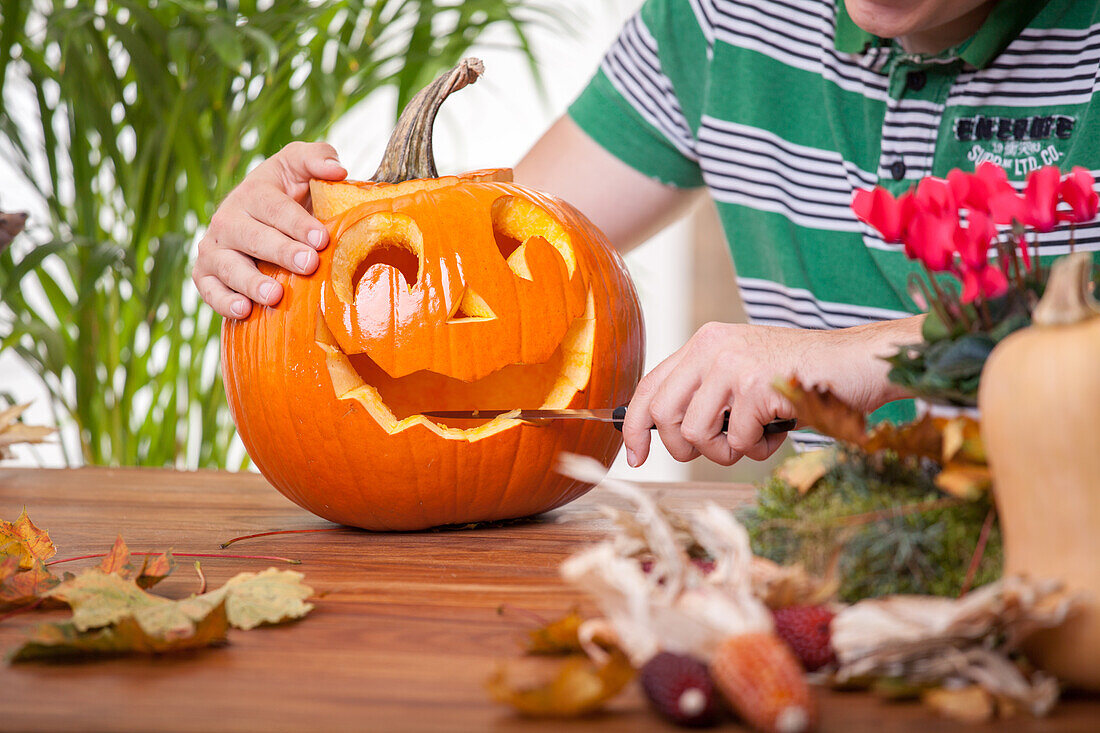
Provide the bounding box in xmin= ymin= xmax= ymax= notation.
xmin=739 ymin=448 xmax=1002 ymax=602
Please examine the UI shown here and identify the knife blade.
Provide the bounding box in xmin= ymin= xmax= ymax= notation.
xmin=421 ymin=406 xmax=797 ymax=435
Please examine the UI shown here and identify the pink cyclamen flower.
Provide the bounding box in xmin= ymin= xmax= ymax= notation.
xmin=1021 ymin=165 xmax=1062 ymax=231
xmin=1058 ymin=166 xmax=1099 ymax=223
xmin=948 ymin=162 xmax=1015 ymax=214
xmin=852 ymin=186 xmax=912 ymax=243
xmin=953 ymin=209 xmax=996 ymax=270
xmin=959 ymin=264 xmax=1010 ymax=304
xmin=905 ymin=208 xmax=957 ymax=271
xmin=904 ymin=177 xmax=959 ymax=271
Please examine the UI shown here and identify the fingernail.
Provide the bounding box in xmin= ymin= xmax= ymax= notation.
xmin=231 ymin=299 xmax=247 ymax=317
xmin=258 ymin=281 xmax=275 ymax=301
xmin=293 ymin=250 xmax=313 ymax=272
xmin=307 ymin=229 xmax=324 ymax=248
xmin=324 ymin=157 xmax=342 ymax=168
xmin=626 ymin=448 xmax=638 ymax=467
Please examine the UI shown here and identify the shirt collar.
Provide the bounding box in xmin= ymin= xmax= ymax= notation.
xmin=834 ymin=0 xmax=1048 ymax=70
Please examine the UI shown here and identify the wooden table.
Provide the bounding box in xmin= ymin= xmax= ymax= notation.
xmin=0 ymin=467 xmax=1096 ymax=732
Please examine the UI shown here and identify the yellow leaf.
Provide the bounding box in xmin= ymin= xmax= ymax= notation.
xmin=934 ymin=464 xmax=992 ymax=500
xmin=525 ymin=610 xmax=584 ymax=655
xmin=0 ymin=509 xmax=56 ymax=569
xmin=488 ymin=650 xmax=634 ymax=717
xmin=775 ymin=449 xmax=837 ymax=495
xmin=921 ymin=685 xmax=995 ymax=724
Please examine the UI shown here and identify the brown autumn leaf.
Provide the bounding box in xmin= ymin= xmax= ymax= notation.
xmin=863 ymin=415 xmax=943 ymax=462
xmin=8 ymin=600 xmax=230 ymax=662
xmin=135 ymin=552 xmax=175 ymax=590
xmin=0 ymin=403 xmax=55 ymax=460
xmin=921 ymin=685 xmax=996 ymax=724
xmin=487 ymin=649 xmax=635 ymax=717
xmin=95 ymin=535 xmax=174 ymax=589
xmin=0 ymin=509 xmax=56 ymax=569
xmin=939 ymin=416 xmax=986 ymax=464
xmin=774 ymin=449 xmax=838 ymax=495
xmin=934 ymin=464 xmax=994 ymax=500
xmin=773 ymin=377 xmax=867 ymax=445
xmin=0 ymin=557 xmax=60 ymax=610
xmin=775 ymin=378 xmax=991 ymax=497
xmin=525 ymin=610 xmax=585 ymax=655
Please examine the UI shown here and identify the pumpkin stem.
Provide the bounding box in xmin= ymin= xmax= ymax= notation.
xmin=371 ymin=58 xmax=484 ymax=183
xmin=1033 ymin=252 xmax=1100 ymax=327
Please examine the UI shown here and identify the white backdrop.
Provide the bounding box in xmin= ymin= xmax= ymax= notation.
xmin=2 ymin=0 xmax=694 ymax=481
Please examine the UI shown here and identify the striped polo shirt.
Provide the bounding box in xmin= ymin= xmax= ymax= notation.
xmin=569 ymin=0 xmax=1100 ymax=440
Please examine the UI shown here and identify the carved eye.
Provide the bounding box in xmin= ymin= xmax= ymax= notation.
xmin=491 ymin=196 xmax=575 ymax=281
xmin=330 ymin=213 xmax=423 ymax=302
xmin=354 ymin=243 xmax=420 ymax=290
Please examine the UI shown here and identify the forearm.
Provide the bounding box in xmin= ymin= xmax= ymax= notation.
xmin=813 ymin=315 xmax=924 ymax=410
xmin=515 ymin=116 xmax=698 ymax=253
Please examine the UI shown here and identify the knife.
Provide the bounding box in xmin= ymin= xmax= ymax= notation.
xmin=421 ymin=406 xmax=797 ymax=435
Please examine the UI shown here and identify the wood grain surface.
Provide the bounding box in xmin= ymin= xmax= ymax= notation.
xmin=0 ymin=467 xmax=1096 ymax=732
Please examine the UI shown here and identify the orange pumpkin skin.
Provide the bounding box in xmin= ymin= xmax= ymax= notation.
xmin=221 ymin=172 xmax=644 ymax=530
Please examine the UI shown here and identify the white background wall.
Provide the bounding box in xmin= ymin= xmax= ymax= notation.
xmin=2 ymin=0 xmax=695 ymax=481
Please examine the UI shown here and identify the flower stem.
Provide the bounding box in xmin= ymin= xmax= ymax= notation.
xmin=0 ymin=598 xmax=44 ymax=622
xmin=220 ymin=527 xmax=344 ymax=549
xmin=921 ymin=267 xmax=967 ymax=330
xmin=46 ymin=551 xmax=301 ymax=566
xmin=959 ymin=507 xmax=996 ymax=597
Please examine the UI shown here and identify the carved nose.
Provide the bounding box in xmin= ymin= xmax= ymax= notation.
xmin=447 ymin=287 xmax=496 ymax=323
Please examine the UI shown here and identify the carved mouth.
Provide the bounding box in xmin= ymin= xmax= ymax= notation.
xmin=315 ymin=290 xmax=595 ymax=441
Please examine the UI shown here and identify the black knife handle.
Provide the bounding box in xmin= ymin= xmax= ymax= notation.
xmin=611 ymin=405 xmax=796 ymax=435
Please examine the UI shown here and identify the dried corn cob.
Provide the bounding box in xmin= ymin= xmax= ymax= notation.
xmin=710 ymin=631 xmax=815 ymax=733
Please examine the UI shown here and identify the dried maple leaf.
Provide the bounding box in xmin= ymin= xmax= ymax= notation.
xmin=8 ymin=601 xmax=230 ymax=662
xmin=939 ymin=416 xmax=985 ymax=464
xmin=525 ymin=610 xmax=585 ymax=655
xmin=751 ymin=557 xmax=839 ymax=609
xmin=94 ymin=535 xmax=174 ymax=589
xmin=774 ymin=449 xmax=838 ymax=495
xmin=47 ymin=566 xmax=312 ymax=635
xmin=774 ymin=377 xmax=866 ymax=445
xmin=135 ymin=552 xmax=174 ymax=589
xmin=47 ymin=571 xmax=165 ymax=632
xmin=201 ymin=568 xmax=314 ymax=630
xmin=0 ymin=557 xmax=60 ymax=610
xmin=863 ymin=415 xmax=943 ymax=461
xmin=934 ymin=464 xmax=993 ymax=500
xmin=0 ymin=509 xmax=56 ymax=569
xmin=775 ymin=378 xmax=992 ymax=498
xmin=0 ymin=403 xmax=55 ymax=460
xmin=921 ymin=685 xmax=996 ymax=724
xmin=487 ymin=649 xmax=634 ymax=717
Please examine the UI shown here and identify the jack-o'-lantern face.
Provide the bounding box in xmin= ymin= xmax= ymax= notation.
xmin=312 ymin=172 xmax=599 ymax=441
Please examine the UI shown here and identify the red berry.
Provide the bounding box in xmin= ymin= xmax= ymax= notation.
xmin=771 ymin=605 xmax=836 ymax=671
xmin=640 ymin=652 xmax=721 ymax=727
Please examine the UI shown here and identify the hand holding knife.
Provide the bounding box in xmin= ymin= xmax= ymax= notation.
xmin=422 ymin=405 xmax=797 ymax=435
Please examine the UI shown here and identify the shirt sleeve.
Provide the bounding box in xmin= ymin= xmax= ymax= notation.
xmin=569 ymin=0 xmax=710 ymax=189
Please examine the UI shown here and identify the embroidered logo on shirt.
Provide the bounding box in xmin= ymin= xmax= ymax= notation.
xmin=954 ymin=114 xmax=1076 ymax=176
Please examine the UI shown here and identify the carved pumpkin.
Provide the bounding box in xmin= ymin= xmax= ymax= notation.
xmin=221 ymin=60 xmax=645 ymax=530
xmin=979 ymin=252 xmax=1100 ymax=690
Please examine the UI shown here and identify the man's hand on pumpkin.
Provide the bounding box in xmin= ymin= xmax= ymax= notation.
xmin=621 ymin=320 xmax=914 ymax=467
xmin=193 ymin=142 xmax=347 ymax=319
